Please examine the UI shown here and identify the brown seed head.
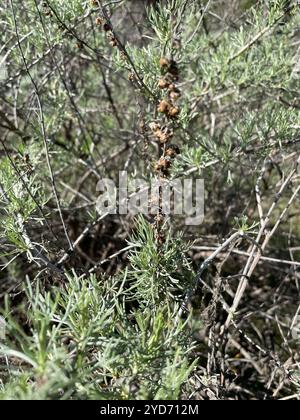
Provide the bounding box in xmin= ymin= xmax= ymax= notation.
xmin=109 ymin=37 xmax=118 ymax=47
xmin=103 ymin=22 xmax=112 ymax=32
xmin=149 ymin=122 xmax=161 ymax=133
xmin=166 ymin=144 xmax=180 ymax=158
xmin=168 ymin=83 xmax=176 ymax=92
xmin=169 ymin=90 xmax=181 ymax=101
xmin=128 ymin=72 xmax=136 ymax=82
xmin=155 ymin=157 xmax=172 ymax=172
xmin=156 ymin=131 xmax=169 ymax=144
xmin=157 ymin=100 xmax=171 ymax=114
xmin=158 ymin=78 xmax=169 ymax=89
xmin=156 ymin=127 xmax=174 ymax=144
xmin=159 ymin=57 xmax=170 ymax=69
xmin=168 ymin=106 xmax=180 ymax=118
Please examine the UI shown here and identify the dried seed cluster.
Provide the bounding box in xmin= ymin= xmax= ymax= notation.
xmin=95 ymin=17 xmax=103 ymax=26
xmin=154 ymin=144 xmax=180 ymax=175
xmin=148 ymin=57 xmax=183 ymax=243
xmin=95 ymin=16 xmax=118 ymax=48
xmin=157 ymin=58 xmax=181 ymax=119
xmin=150 ymin=57 xmax=182 ymax=177
xmin=149 ymin=122 xmax=173 ymax=145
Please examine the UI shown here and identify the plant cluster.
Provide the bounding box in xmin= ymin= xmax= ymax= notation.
xmin=0 ymin=0 xmax=299 ymax=400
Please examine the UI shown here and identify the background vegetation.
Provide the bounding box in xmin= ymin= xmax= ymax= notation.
xmin=0 ymin=0 xmax=299 ymax=400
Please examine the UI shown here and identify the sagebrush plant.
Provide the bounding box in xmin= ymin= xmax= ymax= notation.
xmin=0 ymin=0 xmax=299 ymax=400
xmin=0 ymin=260 xmax=195 ymax=399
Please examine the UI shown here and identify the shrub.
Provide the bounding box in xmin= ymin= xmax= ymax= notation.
xmin=0 ymin=0 xmax=299 ymax=400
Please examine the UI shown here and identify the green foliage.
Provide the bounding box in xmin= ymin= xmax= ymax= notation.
xmin=0 ymin=253 xmax=195 ymax=399
xmin=0 ymin=155 xmax=46 ymax=253
xmin=128 ymin=217 xmax=194 ymax=305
